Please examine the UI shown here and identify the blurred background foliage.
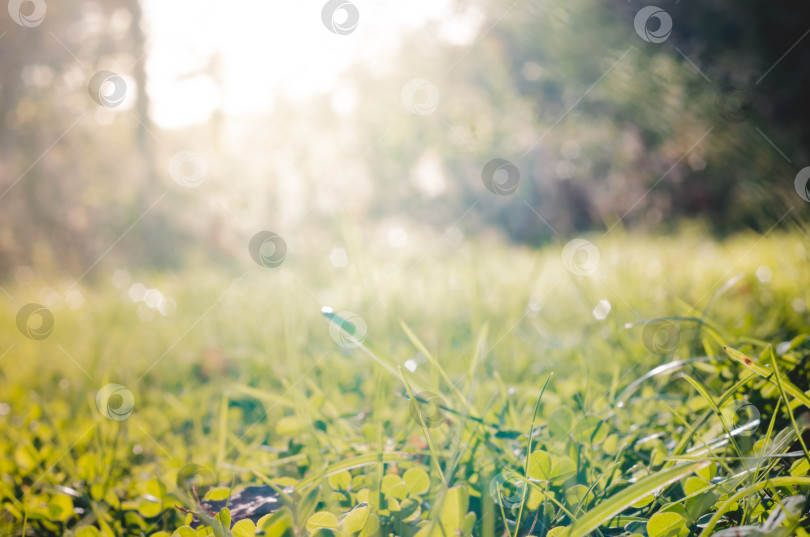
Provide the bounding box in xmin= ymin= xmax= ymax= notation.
xmin=1 ymin=0 xmax=808 ymax=279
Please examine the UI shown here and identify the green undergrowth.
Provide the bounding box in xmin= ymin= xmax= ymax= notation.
xmin=1 ymin=230 xmax=810 ymax=536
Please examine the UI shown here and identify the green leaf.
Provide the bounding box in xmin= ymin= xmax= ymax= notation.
xmin=572 ymin=416 xmax=608 ymax=444
xmin=695 ymin=462 xmax=716 ymax=482
xmin=340 ymin=504 xmax=369 ymax=534
xmin=146 ymin=478 xmax=166 ymax=499
xmin=257 ymin=507 xmax=294 ymax=537
xmin=49 ymin=493 xmax=74 ymax=522
xmin=328 ymin=471 xmax=352 ymax=491
xmin=397 ymin=498 xmax=422 ymax=522
xmin=358 ymin=514 xmax=379 ymax=537
xmin=388 ymin=482 xmax=410 ymax=500
xmin=171 ymin=528 xmax=198 ymax=537
xmin=463 ymin=512 xmax=476 ymax=534
xmin=565 ymin=485 xmax=589 ymax=508
xmin=438 ymin=485 xmax=469 ymax=533
xmin=380 ymin=474 xmax=402 ymax=495
xmin=412 ymin=523 xmax=433 ymax=537
xmin=647 ymin=512 xmax=686 ymax=537
xmin=526 ymin=486 xmax=547 ymax=511
xmin=403 ymin=468 xmax=430 ymax=495
xmin=307 ymin=511 xmax=340 ymax=532
xmin=790 ymin=458 xmax=809 ymax=477
xmin=14 ymin=442 xmax=38 ymax=471
xmin=527 ymin=451 xmax=552 ymax=481
xmin=232 ymin=519 xmax=256 ymax=537
xmin=603 ymin=434 xmax=619 ymax=455
xmin=298 ymin=486 xmax=322 ymax=524
xmin=204 ymin=487 xmax=232 ymax=501
xmin=406 ymin=487 xmax=462 ymax=537
xmin=137 ymin=495 xmax=162 ymax=518
xmin=558 ymin=461 xmax=708 ymax=537
xmin=76 ymin=528 xmax=102 ymax=537
xmin=276 ymin=416 xmax=305 ymax=436
xmin=212 ymin=508 xmax=231 ymax=537
xmin=310 ymin=530 xmax=346 ymax=537
xmin=550 ymin=456 xmax=577 ymax=482
xmin=630 ymin=494 xmax=654 ymax=508
xmin=548 ymin=407 xmax=574 ymax=438
xmin=683 ymin=477 xmax=711 ymax=496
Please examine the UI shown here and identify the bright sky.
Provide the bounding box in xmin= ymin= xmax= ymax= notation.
xmin=141 ymin=0 xmax=482 ymax=128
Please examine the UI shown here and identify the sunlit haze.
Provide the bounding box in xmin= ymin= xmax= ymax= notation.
xmin=142 ymin=0 xmax=482 ymax=128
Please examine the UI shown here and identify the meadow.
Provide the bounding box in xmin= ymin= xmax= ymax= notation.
xmin=1 ymin=230 xmax=810 ymax=537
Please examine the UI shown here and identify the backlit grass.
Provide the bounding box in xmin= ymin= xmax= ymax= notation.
xmin=1 ymin=230 xmax=809 ymax=536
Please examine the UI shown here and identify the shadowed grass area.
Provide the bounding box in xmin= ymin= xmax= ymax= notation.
xmin=1 ymin=230 xmax=809 ymax=536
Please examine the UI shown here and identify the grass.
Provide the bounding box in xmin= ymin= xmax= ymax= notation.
xmin=1 ymin=229 xmax=809 ymax=537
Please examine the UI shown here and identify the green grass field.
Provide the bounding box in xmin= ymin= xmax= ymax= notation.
xmin=2 ymin=231 xmax=810 ymax=537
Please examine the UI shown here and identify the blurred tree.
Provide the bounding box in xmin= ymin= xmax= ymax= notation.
xmin=348 ymin=0 xmax=809 ymax=244
xmin=0 ymin=0 xmax=184 ymax=279
xmin=2 ymin=0 xmax=808 ymax=279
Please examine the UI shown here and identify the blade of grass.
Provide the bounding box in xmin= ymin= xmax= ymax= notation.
xmin=467 ymin=322 xmax=489 ymax=387
xmin=493 ymin=371 xmax=521 ymax=427
xmin=376 ymin=422 xmax=384 ymax=511
xmin=406 ymin=392 xmax=504 ymax=430
xmin=252 ymin=469 xmax=295 ymax=505
xmin=221 ymin=453 xmax=308 ymax=473
xmin=558 ymin=460 xmax=709 ymax=537
xmin=666 ymin=373 xmax=757 ymax=466
xmin=615 ymin=356 xmax=713 ymax=407
xmin=401 ymin=320 xmax=478 ymax=417
xmin=575 ymin=458 xmax=624 ymax=517
xmin=724 ymin=346 xmax=810 ymax=409
xmin=768 ymin=346 xmax=810 ymax=466
xmin=681 ymin=375 xmax=743 ymax=458
xmin=624 ymin=316 xmax=725 ymax=338
xmin=482 ymin=468 xmax=495 ymax=537
xmin=697 ymin=476 xmax=810 ymax=536
xmin=400 ymin=366 xmax=448 ymax=487
xmin=524 ymin=478 xmax=577 ymax=522
xmin=496 ymin=487 xmax=510 ymax=537
xmin=217 ymin=393 xmax=228 ymax=466
xmin=231 ymin=384 xmax=295 ymax=408
xmin=514 ymin=373 xmax=553 ymax=537
xmin=295 ymin=452 xmax=412 ymax=490
xmin=322 ymin=307 xmax=401 ymax=380
xmin=753 ymin=398 xmax=781 ymax=483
